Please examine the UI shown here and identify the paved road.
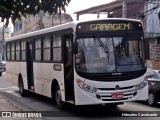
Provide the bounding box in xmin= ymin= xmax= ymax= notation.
xmin=0 ymin=73 xmax=41 ymax=120
xmin=0 ymin=73 xmax=160 ymax=120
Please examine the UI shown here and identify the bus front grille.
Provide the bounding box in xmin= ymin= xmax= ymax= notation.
xmin=96 ymin=86 xmax=137 ymax=101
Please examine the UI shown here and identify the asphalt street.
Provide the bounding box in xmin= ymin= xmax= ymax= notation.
xmin=0 ymin=72 xmax=160 ymax=120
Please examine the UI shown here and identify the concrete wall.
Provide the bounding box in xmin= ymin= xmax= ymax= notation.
xmin=13 ymin=13 xmax=73 ymax=37
xmin=145 ymin=1 xmax=160 ymax=38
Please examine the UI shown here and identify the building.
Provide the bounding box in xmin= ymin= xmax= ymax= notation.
xmin=74 ymin=0 xmax=160 ymax=69
xmin=13 ymin=12 xmax=73 ymax=36
xmin=74 ymin=0 xmax=145 ymax=20
xmin=145 ymin=0 xmax=160 ymax=69
xmin=0 ymin=27 xmax=12 ymax=59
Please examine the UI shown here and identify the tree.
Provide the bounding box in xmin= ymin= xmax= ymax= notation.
xmin=0 ymin=0 xmax=70 ymax=27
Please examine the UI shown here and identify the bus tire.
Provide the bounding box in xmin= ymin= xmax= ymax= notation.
xmin=148 ymin=92 xmax=157 ymax=107
xmin=54 ymin=85 xmax=66 ymax=110
xmin=19 ymin=77 xmax=27 ymax=97
xmin=0 ymin=72 xmax=2 ymax=76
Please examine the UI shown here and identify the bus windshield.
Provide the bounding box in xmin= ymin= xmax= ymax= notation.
xmin=75 ymin=36 xmax=145 ymax=73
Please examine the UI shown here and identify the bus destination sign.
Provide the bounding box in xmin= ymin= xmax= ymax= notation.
xmin=76 ymin=20 xmax=142 ymax=33
xmin=90 ymin=23 xmax=130 ymax=31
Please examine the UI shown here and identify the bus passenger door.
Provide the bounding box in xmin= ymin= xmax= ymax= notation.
xmin=63 ymin=35 xmax=74 ymax=101
xmin=26 ymin=41 xmax=34 ymax=90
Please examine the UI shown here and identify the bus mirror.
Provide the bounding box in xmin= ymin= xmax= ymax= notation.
xmin=73 ymin=42 xmax=78 ymax=54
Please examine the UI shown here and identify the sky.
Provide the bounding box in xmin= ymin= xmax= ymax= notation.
xmin=1 ymin=0 xmax=115 ymax=30
xmin=66 ymin=0 xmax=115 ymax=20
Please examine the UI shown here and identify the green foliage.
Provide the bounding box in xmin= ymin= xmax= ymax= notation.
xmin=0 ymin=0 xmax=70 ymax=27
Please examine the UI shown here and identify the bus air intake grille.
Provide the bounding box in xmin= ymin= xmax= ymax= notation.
xmin=101 ymin=98 xmax=128 ymax=101
xmin=97 ymin=86 xmax=134 ymax=91
xmin=96 ymin=87 xmax=137 ymax=102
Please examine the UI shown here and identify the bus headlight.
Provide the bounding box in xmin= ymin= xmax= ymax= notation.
xmin=76 ymin=79 xmax=97 ymax=93
xmin=136 ymin=78 xmax=147 ymax=90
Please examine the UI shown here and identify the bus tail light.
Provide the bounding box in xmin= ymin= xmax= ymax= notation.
xmin=76 ymin=79 xmax=97 ymax=93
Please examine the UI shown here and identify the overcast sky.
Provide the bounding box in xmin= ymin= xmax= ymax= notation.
xmin=66 ymin=0 xmax=115 ymax=20
xmin=0 ymin=0 xmax=115 ymax=29
xmin=66 ymin=0 xmax=114 ymax=13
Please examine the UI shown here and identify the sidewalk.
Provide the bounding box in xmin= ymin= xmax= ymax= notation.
xmin=0 ymin=91 xmax=41 ymax=120
xmin=0 ymin=92 xmax=21 ymax=111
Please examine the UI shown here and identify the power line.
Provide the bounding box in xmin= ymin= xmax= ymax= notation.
xmin=108 ymin=0 xmax=159 ymax=19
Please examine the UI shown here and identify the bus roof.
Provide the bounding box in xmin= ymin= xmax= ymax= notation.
xmin=7 ymin=18 xmax=142 ymax=42
xmin=6 ymin=22 xmax=76 ymax=42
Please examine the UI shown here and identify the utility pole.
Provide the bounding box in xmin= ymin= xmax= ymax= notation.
xmin=60 ymin=14 xmax=62 ymax=25
xmin=39 ymin=11 xmax=44 ymax=29
xmin=2 ymin=22 xmax=4 ymax=60
xmin=122 ymin=0 xmax=127 ymax=18
xmin=52 ymin=13 xmax=53 ymax=26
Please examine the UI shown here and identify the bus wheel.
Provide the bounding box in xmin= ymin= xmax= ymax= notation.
xmin=0 ymin=72 xmax=2 ymax=76
xmin=148 ymin=92 xmax=157 ymax=106
xmin=54 ymin=85 xmax=66 ymax=110
xmin=19 ymin=78 xmax=27 ymax=97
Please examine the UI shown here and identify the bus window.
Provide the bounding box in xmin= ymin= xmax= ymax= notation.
xmin=16 ymin=42 xmax=20 ymax=61
xmin=7 ymin=44 xmax=11 ymax=61
xmin=76 ymin=38 xmax=116 ymax=73
xmin=114 ymin=37 xmax=144 ymax=72
xmin=53 ymin=34 xmax=61 ymax=62
xmin=35 ymin=38 xmax=42 ymax=61
xmin=21 ymin=41 xmax=26 ymax=61
xmin=76 ymin=36 xmax=144 ymax=73
xmin=43 ymin=35 xmax=51 ymax=61
xmin=11 ymin=43 xmax=15 ymax=61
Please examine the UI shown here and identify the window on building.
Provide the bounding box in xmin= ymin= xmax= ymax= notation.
xmin=14 ymin=21 xmax=22 ymax=32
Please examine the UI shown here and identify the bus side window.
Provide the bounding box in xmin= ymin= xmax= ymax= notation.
xmin=7 ymin=43 xmax=11 ymax=61
xmin=66 ymin=40 xmax=72 ymax=66
xmin=53 ymin=34 xmax=62 ymax=62
xmin=43 ymin=35 xmax=51 ymax=61
xmin=35 ymin=38 xmax=42 ymax=61
xmin=11 ymin=42 xmax=15 ymax=61
xmin=21 ymin=41 xmax=26 ymax=61
xmin=16 ymin=42 xmax=20 ymax=61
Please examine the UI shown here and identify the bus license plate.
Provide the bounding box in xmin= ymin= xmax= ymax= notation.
xmin=112 ymin=93 xmax=124 ymax=99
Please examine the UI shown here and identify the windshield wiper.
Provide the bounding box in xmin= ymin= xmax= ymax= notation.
xmin=93 ymin=35 xmax=109 ymax=61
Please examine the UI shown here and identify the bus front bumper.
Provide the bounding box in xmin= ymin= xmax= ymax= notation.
xmin=74 ymin=84 xmax=148 ymax=105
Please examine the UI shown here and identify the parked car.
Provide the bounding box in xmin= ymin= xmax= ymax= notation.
xmin=146 ymin=69 xmax=160 ymax=106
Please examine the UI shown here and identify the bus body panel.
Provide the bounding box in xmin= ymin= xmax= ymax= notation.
xmin=6 ymin=62 xmax=28 ymax=89
xmin=6 ymin=62 xmax=19 ymax=86
xmin=6 ymin=62 xmax=18 ymax=86
xmin=19 ymin=62 xmax=28 ymax=90
xmin=74 ymin=84 xmax=148 ymax=105
xmin=33 ymin=63 xmax=65 ymax=100
xmin=5 ymin=18 xmax=147 ymax=106
xmin=74 ymin=72 xmax=148 ymax=105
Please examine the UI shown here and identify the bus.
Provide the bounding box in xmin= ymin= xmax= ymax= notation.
xmin=6 ymin=18 xmax=148 ymax=109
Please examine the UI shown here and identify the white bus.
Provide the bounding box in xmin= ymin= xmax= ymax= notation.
xmin=6 ymin=18 xmax=148 ymax=109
